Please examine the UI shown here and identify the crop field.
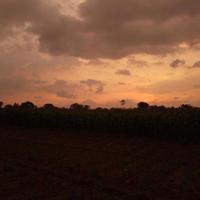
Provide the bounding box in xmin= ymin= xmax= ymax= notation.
xmin=0 ymin=128 xmax=200 ymax=200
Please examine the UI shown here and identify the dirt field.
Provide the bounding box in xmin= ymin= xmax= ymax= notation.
xmin=0 ymin=128 xmax=200 ymax=200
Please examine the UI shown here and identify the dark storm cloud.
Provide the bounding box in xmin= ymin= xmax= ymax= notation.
xmin=170 ymin=59 xmax=185 ymax=68
xmin=115 ymin=69 xmax=131 ymax=76
xmin=1 ymin=0 xmax=200 ymax=59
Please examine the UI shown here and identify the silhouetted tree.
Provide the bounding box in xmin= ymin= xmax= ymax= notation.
xmin=120 ymin=100 xmax=126 ymax=107
xmin=180 ymin=104 xmax=193 ymax=110
xmin=83 ymin=105 xmax=90 ymax=110
xmin=43 ymin=103 xmax=57 ymax=110
xmin=158 ymin=105 xmax=167 ymax=111
xmin=20 ymin=101 xmax=37 ymax=110
xmin=69 ymin=103 xmax=90 ymax=110
xmin=1 ymin=100 xmax=200 ymax=141
xmin=95 ymin=107 xmax=107 ymax=111
xmin=4 ymin=104 xmax=13 ymax=110
xmin=137 ymin=102 xmax=149 ymax=110
xmin=13 ymin=103 xmax=20 ymax=109
xmin=0 ymin=101 xmax=3 ymax=109
xmin=149 ymin=105 xmax=166 ymax=111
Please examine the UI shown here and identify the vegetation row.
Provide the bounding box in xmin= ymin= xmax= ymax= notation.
xmin=0 ymin=101 xmax=200 ymax=141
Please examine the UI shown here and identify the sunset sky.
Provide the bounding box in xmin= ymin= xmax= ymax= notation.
xmin=0 ymin=0 xmax=200 ymax=108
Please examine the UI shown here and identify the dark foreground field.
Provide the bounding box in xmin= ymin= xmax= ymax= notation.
xmin=0 ymin=128 xmax=200 ymax=200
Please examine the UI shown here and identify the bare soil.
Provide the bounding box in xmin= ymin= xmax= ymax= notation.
xmin=0 ymin=128 xmax=200 ymax=199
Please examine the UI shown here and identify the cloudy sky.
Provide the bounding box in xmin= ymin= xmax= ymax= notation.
xmin=0 ymin=0 xmax=200 ymax=107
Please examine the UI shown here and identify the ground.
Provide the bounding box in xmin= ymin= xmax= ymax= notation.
xmin=0 ymin=128 xmax=200 ymax=199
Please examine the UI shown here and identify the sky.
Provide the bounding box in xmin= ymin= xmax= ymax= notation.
xmin=0 ymin=0 xmax=200 ymax=108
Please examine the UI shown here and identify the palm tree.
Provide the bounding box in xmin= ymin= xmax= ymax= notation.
xmin=120 ymin=100 xmax=126 ymax=107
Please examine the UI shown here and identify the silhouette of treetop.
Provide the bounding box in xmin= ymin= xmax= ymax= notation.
xmin=137 ymin=102 xmax=149 ymax=110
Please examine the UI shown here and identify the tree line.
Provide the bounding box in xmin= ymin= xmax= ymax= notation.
xmin=0 ymin=101 xmax=200 ymax=141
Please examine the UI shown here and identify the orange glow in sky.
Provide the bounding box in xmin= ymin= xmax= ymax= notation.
xmin=0 ymin=0 xmax=200 ymax=107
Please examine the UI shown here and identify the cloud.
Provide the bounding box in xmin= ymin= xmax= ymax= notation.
xmin=35 ymin=96 xmax=42 ymax=99
xmin=80 ymin=79 xmax=105 ymax=93
xmin=0 ymin=77 xmax=29 ymax=95
xmin=115 ymin=69 xmax=131 ymax=76
xmin=174 ymin=97 xmax=181 ymax=100
xmin=193 ymin=84 xmax=200 ymax=89
xmin=127 ymin=57 xmax=148 ymax=67
xmin=117 ymin=82 xmax=126 ymax=85
xmin=1 ymin=0 xmax=200 ymax=59
xmin=170 ymin=59 xmax=185 ymax=68
xmin=46 ymin=80 xmax=77 ymax=99
xmin=0 ymin=76 xmax=45 ymax=96
xmin=87 ymin=59 xmax=105 ymax=66
xmin=0 ymin=76 xmax=104 ymax=100
xmin=56 ymin=91 xmax=76 ymax=99
xmin=96 ymin=86 xmax=104 ymax=94
xmin=0 ymin=28 xmax=80 ymax=78
xmin=192 ymin=61 xmax=200 ymax=68
xmin=80 ymin=79 xmax=103 ymax=86
xmin=189 ymin=40 xmax=200 ymax=50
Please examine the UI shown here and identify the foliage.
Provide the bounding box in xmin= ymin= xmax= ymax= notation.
xmin=0 ymin=101 xmax=200 ymax=141
xmin=137 ymin=102 xmax=149 ymax=110
xmin=120 ymin=100 xmax=126 ymax=106
xmin=0 ymin=101 xmax=3 ymax=109
xmin=69 ymin=103 xmax=90 ymax=110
